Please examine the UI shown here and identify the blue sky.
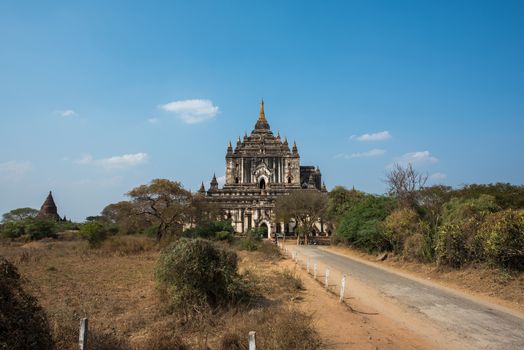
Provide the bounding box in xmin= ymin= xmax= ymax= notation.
xmin=1 ymin=1 xmax=523 ymax=221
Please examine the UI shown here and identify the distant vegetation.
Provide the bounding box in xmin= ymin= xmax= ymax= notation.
xmin=1 ymin=172 xmax=522 ymax=271
xmin=329 ymin=164 xmax=524 ymax=270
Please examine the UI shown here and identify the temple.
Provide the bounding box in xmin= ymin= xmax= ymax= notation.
xmin=202 ymin=100 xmax=327 ymax=238
xmin=37 ymin=191 xmax=65 ymax=221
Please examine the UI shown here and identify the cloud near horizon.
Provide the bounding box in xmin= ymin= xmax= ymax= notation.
xmin=351 ymin=130 xmax=391 ymax=141
xmin=394 ymin=151 xmax=438 ymax=166
xmin=75 ymin=152 xmax=148 ymax=170
xmin=335 ymin=149 xmax=386 ymax=159
xmin=159 ymin=99 xmax=219 ymax=124
xmin=0 ymin=160 xmax=33 ymax=180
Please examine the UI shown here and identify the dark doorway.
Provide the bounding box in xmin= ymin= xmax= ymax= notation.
xmin=259 ymin=222 xmax=268 ymax=237
xmin=259 ymin=178 xmax=266 ymax=189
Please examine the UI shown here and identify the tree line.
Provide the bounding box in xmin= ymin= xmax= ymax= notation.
xmin=328 ymin=164 xmax=524 ymax=270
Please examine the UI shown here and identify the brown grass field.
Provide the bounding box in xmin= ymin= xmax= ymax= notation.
xmin=0 ymin=235 xmax=322 ymax=349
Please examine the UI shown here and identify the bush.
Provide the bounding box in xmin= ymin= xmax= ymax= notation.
xmin=479 ymin=209 xmax=524 ymax=270
xmin=25 ymin=219 xmax=57 ymax=240
xmin=156 ymin=238 xmax=249 ymax=314
xmin=383 ymin=208 xmax=429 ymax=255
xmin=403 ymin=233 xmax=432 ymax=262
xmin=0 ymin=256 xmax=54 ymax=350
xmin=214 ymin=230 xmax=233 ymax=241
xmin=79 ymin=221 xmax=109 ymax=247
xmin=0 ymin=221 xmax=26 ymax=238
xmin=183 ymin=220 xmax=234 ymax=240
xmin=336 ymin=195 xmax=395 ymax=252
xmin=436 ymin=194 xmax=500 ymax=267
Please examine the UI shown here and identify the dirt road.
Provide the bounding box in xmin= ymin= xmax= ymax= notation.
xmin=291 ymin=245 xmax=524 ymax=350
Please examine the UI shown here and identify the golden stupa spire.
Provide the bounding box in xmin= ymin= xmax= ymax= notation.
xmin=258 ymin=98 xmax=267 ymax=122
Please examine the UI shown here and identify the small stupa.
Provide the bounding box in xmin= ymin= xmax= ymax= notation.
xmin=38 ymin=191 xmax=61 ymax=221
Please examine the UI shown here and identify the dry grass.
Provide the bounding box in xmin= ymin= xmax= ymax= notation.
xmin=0 ymin=237 xmax=320 ymax=349
xmin=100 ymin=235 xmax=157 ymax=256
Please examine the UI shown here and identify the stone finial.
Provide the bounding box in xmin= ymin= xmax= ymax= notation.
xmin=254 ymin=99 xmax=270 ymax=130
xmin=198 ymin=181 xmax=206 ymax=194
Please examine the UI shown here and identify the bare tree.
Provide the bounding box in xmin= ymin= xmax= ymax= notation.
xmin=385 ymin=163 xmax=428 ymax=208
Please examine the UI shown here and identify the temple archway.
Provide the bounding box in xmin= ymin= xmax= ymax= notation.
xmin=259 ymin=178 xmax=266 ymax=189
xmin=258 ymin=220 xmax=271 ymax=239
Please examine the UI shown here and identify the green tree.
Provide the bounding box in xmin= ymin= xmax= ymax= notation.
xmin=274 ymin=190 xmax=327 ymax=245
xmin=25 ymin=219 xmax=57 ymax=240
xmin=127 ymin=179 xmax=192 ymax=241
xmin=79 ymin=221 xmax=108 ymax=248
xmin=2 ymin=208 xmax=39 ymax=223
xmin=101 ymin=201 xmax=151 ymax=235
xmin=326 ymin=186 xmax=365 ymax=228
xmin=336 ymin=195 xmax=395 ymax=252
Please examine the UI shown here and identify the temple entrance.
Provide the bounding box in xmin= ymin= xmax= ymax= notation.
xmin=258 ymin=221 xmax=272 ymax=239
xmin=259 ymin=178 xmax=266 ymax=189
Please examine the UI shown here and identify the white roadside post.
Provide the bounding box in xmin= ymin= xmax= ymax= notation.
xmin=325 ymin=267 xmax=330 ymax=289
xmin=340 ymin=274 xmax=347 ymax=303
xmin=79 ymin=318 xmax=88 ymax=350
xmin=306 ymin=257 xmax=310 ymax=273
xmin=248 ymin=331 xmax=256 ymax=350
xmin=313 ymin=261 xmax=318 ymax=279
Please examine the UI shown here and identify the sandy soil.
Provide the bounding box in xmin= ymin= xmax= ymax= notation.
xmin=278 ymin=258 xmax=439 ymax=350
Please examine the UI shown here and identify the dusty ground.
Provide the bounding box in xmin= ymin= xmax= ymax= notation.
xmin=326 ymin=245 xmax=524 ymax=313
xmin=277 ymin=258 xmax=438 ymax=350
xmin=0 ymin=237 xmax=465 ymax=349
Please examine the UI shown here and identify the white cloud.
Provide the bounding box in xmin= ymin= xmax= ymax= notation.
xmin=0 ymin=160 xmax=32 ymax=180
xmin=148 ymin=117 xmax=159 ymax=124
xmin=395 ymin=151 xmax=438 ymax=166
xmin=335 ymin=149 xmax=386 ymax=159
xmin=55 ymin=109 xmax=77 ymax=117
xmin=159 ymin=99 xmax=219 ymax=124
xmin=352 ymin=131 xmax=391 ymax=142
xmin=429 ymin=172 xmax=447 ymax=180
xmin=75 ymin=153 xmax=148 ymax=170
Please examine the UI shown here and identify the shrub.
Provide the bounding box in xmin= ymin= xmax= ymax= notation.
xmin=25 ymin=219 xmax=57 ymax=240
xmin=183 ymin=220 xmax=234 ymax=240
xmin=336 ymin=195 xmax=395 ymax=252
xmin=143 ymin=224 xmax=159 ymax=238
xmin=436 ymin=216 xmax=489 ymax=268
xmin=383 ymin=208 xmax=429 ymax=255
xmin=403 ymin=233 xmax=432 ymax=262
xmin=213 ymin=230 xmax=232 ymax=241
xmin=79 ymin=221 xmax=109 ymax=247
xmin=236 ymin=237 xmax=260 ymax=251
xmin=156 ymin=238 xmax=249 ymax=314
xmin=479 ymin=209 xmax=524 ymax=270
xmin=0 ymin=221 xmax=26 ymax=238
xmin=0 ymin=256 xmax=54 ymax=350
xmin=435 ymin=194 xmax=500 ymax=267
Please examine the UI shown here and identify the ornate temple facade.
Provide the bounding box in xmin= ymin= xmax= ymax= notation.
xmin=201 ymin=100 xmax=326 ymax=238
